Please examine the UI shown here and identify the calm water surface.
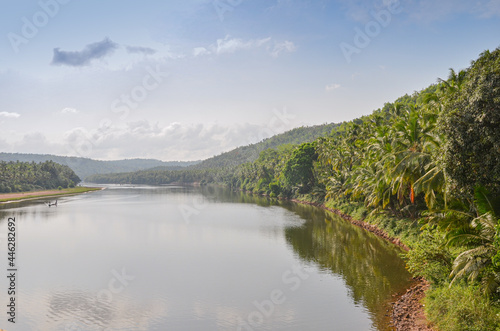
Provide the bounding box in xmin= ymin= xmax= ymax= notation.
xmin=0 ymin=185 xmax=412 ymax=331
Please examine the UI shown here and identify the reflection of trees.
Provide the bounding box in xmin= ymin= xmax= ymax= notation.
xmin=284 ymin=203 xmax=412 ymax=330
xmin=202 ymin=187 xmax=412 ymax=330
xmin=200 ymin=186 xmax=276 ymax=207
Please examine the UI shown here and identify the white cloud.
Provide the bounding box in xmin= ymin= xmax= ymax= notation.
xmin=197 ymin=36 xmax=295 ymax=58
xmin=60 ymin=120 xmax=291 ymax=161
xmin=0 ymin=111 xmax=20 ymax=118
xmin=6 ymin=132 xmax=66 ymax=155
xmin=271 ymin=41 xmax=297 ymax=58
xmin=214 ymin=36 xmax=271 ymax=54
xmin=193 ymin=47 xmax=211 ymax=57
xmin=325 ymin=83 xmax=341 ymax=91
xmin=61 ymin=108 xmax=79 ymax=114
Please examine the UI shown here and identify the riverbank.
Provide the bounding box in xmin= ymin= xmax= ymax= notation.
xmin=0 ymin=186 xmax=103 ymax=204
xmin=392 ymin=279 xmax=432 ymax=331
xmin=291 ymin=199 xmax=410 ymax=251
xmin=286 ymin=196 xmax=433 ymax=330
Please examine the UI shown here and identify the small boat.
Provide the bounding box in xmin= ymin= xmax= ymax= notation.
xmin=46 ymin=200 xmax=58 ymax=207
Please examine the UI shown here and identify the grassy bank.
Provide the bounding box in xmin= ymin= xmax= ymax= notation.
xmin=0 ymin=186 xmax=102 ymax=203
xmin=302 ymin=195 xmax=500 ymax=330
xmin=322 ymin=198 xmax=421 ymax=248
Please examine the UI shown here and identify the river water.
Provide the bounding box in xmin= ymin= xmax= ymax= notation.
xmin=0 ymin=185 xmax=412 ymax=331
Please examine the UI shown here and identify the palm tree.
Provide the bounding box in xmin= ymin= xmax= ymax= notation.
xmin=445 ymin=188 xmax=500 ymax=294
xmin=438 ymin=68 xmax=467 ymax=95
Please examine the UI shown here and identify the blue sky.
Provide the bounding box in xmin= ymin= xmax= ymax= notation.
xmin=0 ymin=0 xmax=499 ymax=161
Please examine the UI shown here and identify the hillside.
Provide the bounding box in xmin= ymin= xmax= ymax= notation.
xmin=0 ymin=153 xmax=200 ymax=180
xmin=85 ymin=123 xmax=340 ymax=184
xmin=189 ymin=123 xmax=340 ymax=169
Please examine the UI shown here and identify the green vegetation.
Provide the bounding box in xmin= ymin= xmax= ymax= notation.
xmin=0 ymin=153 xmax=199 ymax=180
xmin=424 ymin=284 xmax=500 ymax=331
xmin=0 ymin=160 xmax=80 ymax=193
xmin=86 ymin=47 xmax=500 ymax=329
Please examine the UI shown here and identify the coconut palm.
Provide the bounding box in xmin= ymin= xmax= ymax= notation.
xmin=446 ymin=188 xmax=500 ymax=293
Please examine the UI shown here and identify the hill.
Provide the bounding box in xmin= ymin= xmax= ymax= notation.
xmin=0 ymin=153 xmax=200 ymax=180
xmin=85 ymin=123 xmax=340 ymax=184
xmin=189 ymin=123 xmax=340 ymax=169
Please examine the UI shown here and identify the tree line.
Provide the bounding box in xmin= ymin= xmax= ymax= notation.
xmin=0 ymin=160 xmax=81 ymax=193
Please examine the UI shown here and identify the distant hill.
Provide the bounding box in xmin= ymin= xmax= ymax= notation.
xmin=0 ymin=153 xmax=200 ymax=180
xmin=189 ymin=123 xmax=340 ymax=169
xmin=85 ymin=123 xmax=340 ymax=185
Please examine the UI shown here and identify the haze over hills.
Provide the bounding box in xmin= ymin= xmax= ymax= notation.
xmin=1 ymin=123 xmax=339 ymax=181
xmin=84 ymin=123 xmax=341 ymax=184
xmin=188 ymin=123 xmax=340 ymax=170
xmin=0 ymin=153 xmax=200 ymax=180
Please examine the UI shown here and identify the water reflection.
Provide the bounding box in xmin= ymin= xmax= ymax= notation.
xmin=198 ymin=187 xmax=412 ymax=330
xmin=282 ymin=203 xmax=411 ymax=330
xmin=47 ymin=290 xmax=114 ymax=328
xmin=0 ymin=186 xmax=411 ymax=331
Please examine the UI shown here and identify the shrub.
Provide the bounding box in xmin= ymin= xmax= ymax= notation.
xmin=425 ymin=283 xmax=500 ymax=331
xmin=404 ymin=231 xmax=453 ymax=284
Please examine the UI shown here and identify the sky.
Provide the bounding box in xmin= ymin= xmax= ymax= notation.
xmin=0 ymin=0 xmax=499 ymax=161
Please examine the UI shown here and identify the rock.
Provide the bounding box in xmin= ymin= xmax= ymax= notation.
xmin=391 ymin=279 xmax=434 ymax=331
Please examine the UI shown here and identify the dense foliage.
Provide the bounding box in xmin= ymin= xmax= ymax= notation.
xmin=0 ymin=160 xmax=81 ymax=193
xmin=441 ymin=49 xmax=500 ymax=198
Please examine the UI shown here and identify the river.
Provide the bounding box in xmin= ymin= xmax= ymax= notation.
xmin=0 ymin=185 xmax=412 ymax=331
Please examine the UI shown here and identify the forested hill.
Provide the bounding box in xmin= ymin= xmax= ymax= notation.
xmin=189 ymin=123 xmax=340 ymax=169
xmin=0 ymin=153 xmax=200 ymax=180
xmin=0 ymin=160 xmax=80 ymax=193
xmin=85 ymin=123 xmax=340 ymax=184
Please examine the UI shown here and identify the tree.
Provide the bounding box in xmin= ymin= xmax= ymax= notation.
xmin=447 ymin=188 xmax=500 ymax=294
xmin=441 ymin=48 xmax=500 ymax=198
xmin=282 ymin=142 xmax=317 ymax=193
